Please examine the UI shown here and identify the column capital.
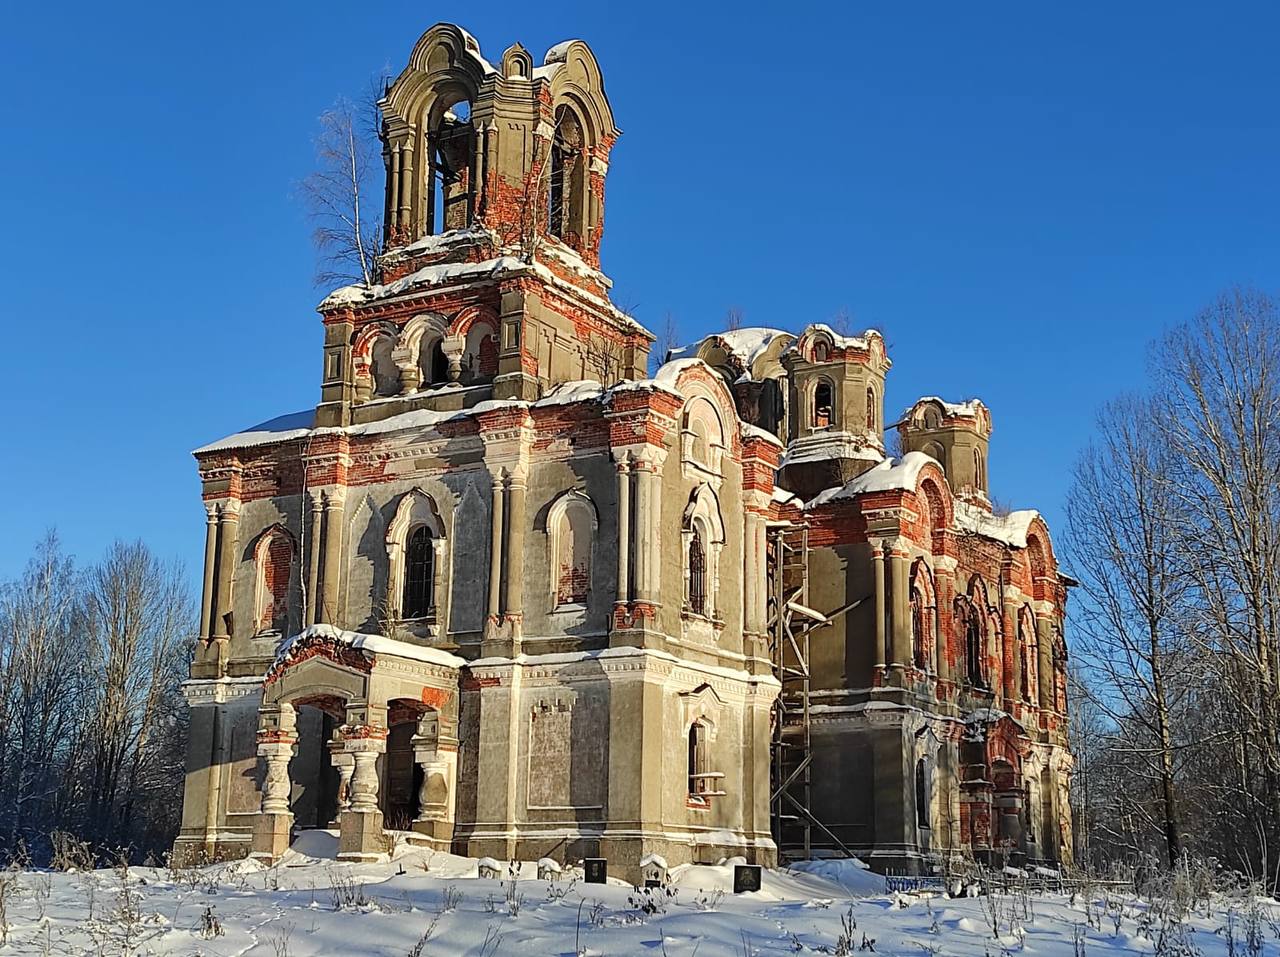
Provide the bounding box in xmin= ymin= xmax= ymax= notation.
xmin=323 ymin=486 xmax=347 ymax=508
xmin=218 ymin=498 xmax=242 ymax=519
xmin=204 ymin=501 xmax=220 ymax=521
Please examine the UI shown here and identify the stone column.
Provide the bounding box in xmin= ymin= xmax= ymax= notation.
xmin=251 ymin=703 xmax=297 ymax=862
xmin=389 ymin=145 xmax=402 ymax=233
xmin=327 ymin=738 xmax=353 ymax=825
xmin=934 ymin=563 xmax=954 ymax=683
xmin=872 ymin=542 xmax=886 ymax=674
xmin=615 ymin=456 xmax=631 ymax=608
xmin=471 ymin=123 xmax=485 ymax=218
xmin=503 ymin=467 xmax=526 ymax=637
xmin=338 ymin=727 xmax=387 ymax=862
xmin=890 ymin=545 xmax=910 ymax=683
xmin=411 ymin=713 xmax=457 ymax=849
xmin=305 ymin=491 xmax=323 ymax=627
xmin=399 ymin=141 xmax=414 ymax=235
xmin=487 ymin=472 xmax=505 ymax=621
xmin=1036 ymin=616 xmax=1054 ymax=712
xmin=1005 ymin=599 xmax=1020 ymax=705
xmin=632 ymin=448 xmax=666 ymax=608
xmin=743 ymin=510 xmax=758 ymax=637
xmin=213 ymin=500 xmax=240 ymax=639
xmin=199 ymin=503 xmax=218 ymax=639
xmin=320 ymin=488 xmax=345 ymax=625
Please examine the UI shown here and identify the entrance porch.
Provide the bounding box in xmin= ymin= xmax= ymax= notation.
xmin=250 ymin=626 xmax=464 ymax=862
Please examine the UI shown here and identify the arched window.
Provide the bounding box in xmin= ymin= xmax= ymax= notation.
xmin=915 ymin=758 xmax=930 ymax=828
xmin=255 ymin=527 xmax=294 ymax=635
xmin=973 ymin=449 xmax=985 ymax=491
xmin=371 ymin=336 xmax=400 ymax=397
xmin=386 ymin=489 xmax=446 ymax=625
xmin=403 ymin=526 xmax=435 ymax=619
xmin=688 ymin=528 xmax=707 ymax=616
xmin=813 ymin=380 xmax=834 ymax=429
xmin=813 ymin=341 xmax=829 ymax=363
xmin=683 ymin=485 xmax=725 ymax=623
xmin=959 ymin=593 xmax=987 ymax=689
xmin=418 ymin=336 xmax=450 ymax=387
xmin=549 ymin=105 xmax=586 ymax=244
xmin=429 ymin=98 xmax=474 ymax=234
xmin=923 ymin=441 xmax=946 ymax=472
xmin=910 ymin=561 xmax=935 ymax=672
xmin=866 ymin=386 xmax=877 ymax=431
xmin=549 ymin=491 xmax=596 ymax=608
xmin=923 ymin=406 xmax=942 ymax=430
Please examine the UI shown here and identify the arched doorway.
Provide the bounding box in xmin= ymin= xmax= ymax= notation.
xmin=287 ymin=694 xmax=345 ymax=830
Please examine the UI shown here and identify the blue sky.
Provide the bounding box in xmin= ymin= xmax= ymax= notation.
xmin=1 ymin=2 xmax=1277 ymax=586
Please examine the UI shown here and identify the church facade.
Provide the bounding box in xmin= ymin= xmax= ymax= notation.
xmin=174 ymin=23 xmax=1073 ymax=880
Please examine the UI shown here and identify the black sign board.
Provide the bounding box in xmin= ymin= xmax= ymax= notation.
xmin=584 ymin=858 xmax=608 ymax=884
xmin=733 ymin=864 xmax=762 ymax=893
xmin=644 ymin=878 xmax=663 ymax=888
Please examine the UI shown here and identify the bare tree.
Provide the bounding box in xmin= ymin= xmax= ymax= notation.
xmin=1065 ymin=394 xmax=1192 ymax=866
xmin=0 ymin=532 xmax=88 ymax=849
xmin=79 ymin=542 xmax=193 ymax=849
xmin=1155 ymin=288 xmax=1280 ymax=886
xmin=724 ymin=306 xmax=744 ymax=332
xmin=581 ymin=333 xmax=627 ymax=385
xmin=299 ymin=96 xmax=383 ymax=289
xmin=653 ymin=312 xmax=681 ymax=369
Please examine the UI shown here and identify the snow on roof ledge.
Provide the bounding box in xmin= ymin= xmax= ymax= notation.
xmin=954 ymin=500 xmax=1039 ymax=549
xmin=668 ymin=327 xmax=793 ymax=374
xmin=805 ymin=451 xmax=939 ymax=507
xmin=275 ymin=624 xmax=466 ymax=671
xmin=903 ymin=395 xmax=987 ymax=422
xmin=194 ymin=410 xmax=316 ymax=455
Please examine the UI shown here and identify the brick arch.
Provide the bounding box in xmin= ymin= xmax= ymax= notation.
xmin=252 ymin=524 xmax=296 ymax=636
xmin=916 ymin=468 xmax=952 ymax=533
xmin=448 ymin=305 xmax=498 ymax=338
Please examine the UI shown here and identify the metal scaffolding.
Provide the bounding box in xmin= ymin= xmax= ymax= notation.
xmin=767 ymin=520 xmax=860 ymax=862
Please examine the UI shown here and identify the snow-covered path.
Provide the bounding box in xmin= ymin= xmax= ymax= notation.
xmin=0 ymin=835 xmax=1272 ymax=956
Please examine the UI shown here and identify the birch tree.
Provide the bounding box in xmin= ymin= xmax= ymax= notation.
xmin=299 ymin=96 xmax=383 ymax=289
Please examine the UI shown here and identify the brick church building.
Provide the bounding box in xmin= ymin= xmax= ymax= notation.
xmin=175 ymin=23 xmax=1073 ymax=879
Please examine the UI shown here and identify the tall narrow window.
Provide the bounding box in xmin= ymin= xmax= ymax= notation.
xmin=813 ymin=380 xmax=833 ymax=429
xmin=915 ymin=759 xmax=930 ymax=828
xmin=688 ymin=722 xmax=708 ymax=803
xmin=866 ymin=386 xmax=877 ymax=431
xmin=688 ymin=528 xmax=707 ymax=616
xmin=403 ymin=526 xmax=435 ymax=619
xmin=912 ymin=590 xmax=930 ymax=670
xmin=256 ymin=529 xmax=294 ymax=635
xmin=548 ymin=106 xmax=584 ymax=243
xmin=429 ymin=100 xmax=474 ymax=235
xmin=960 ymin=600 xmax=986 ymax=688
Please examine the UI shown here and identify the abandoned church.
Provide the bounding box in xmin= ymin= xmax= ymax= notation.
xmin=175 ymin=23 xmax=1074 ymax=881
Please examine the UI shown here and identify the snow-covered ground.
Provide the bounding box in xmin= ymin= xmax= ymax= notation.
xmin=1 ymin=832 xmax=1274 ymax=956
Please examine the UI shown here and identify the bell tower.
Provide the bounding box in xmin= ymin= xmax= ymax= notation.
xmin=315 ymin=24 xmax=651 ymax=426
xmin=378 ymin=24 xmax=618 ymax=266
xmin=778 ymin=325 xmax=891 ymax=499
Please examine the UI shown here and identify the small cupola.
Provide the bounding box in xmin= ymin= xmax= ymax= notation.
xmin=898 ymin=397 xmax=992 ymax=505
xmin=777 ymin=324 xmax=892 ymax=499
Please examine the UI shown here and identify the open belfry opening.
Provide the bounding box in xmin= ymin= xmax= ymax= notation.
xmin=177 ymin=22 xmax=1073 ymax=881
